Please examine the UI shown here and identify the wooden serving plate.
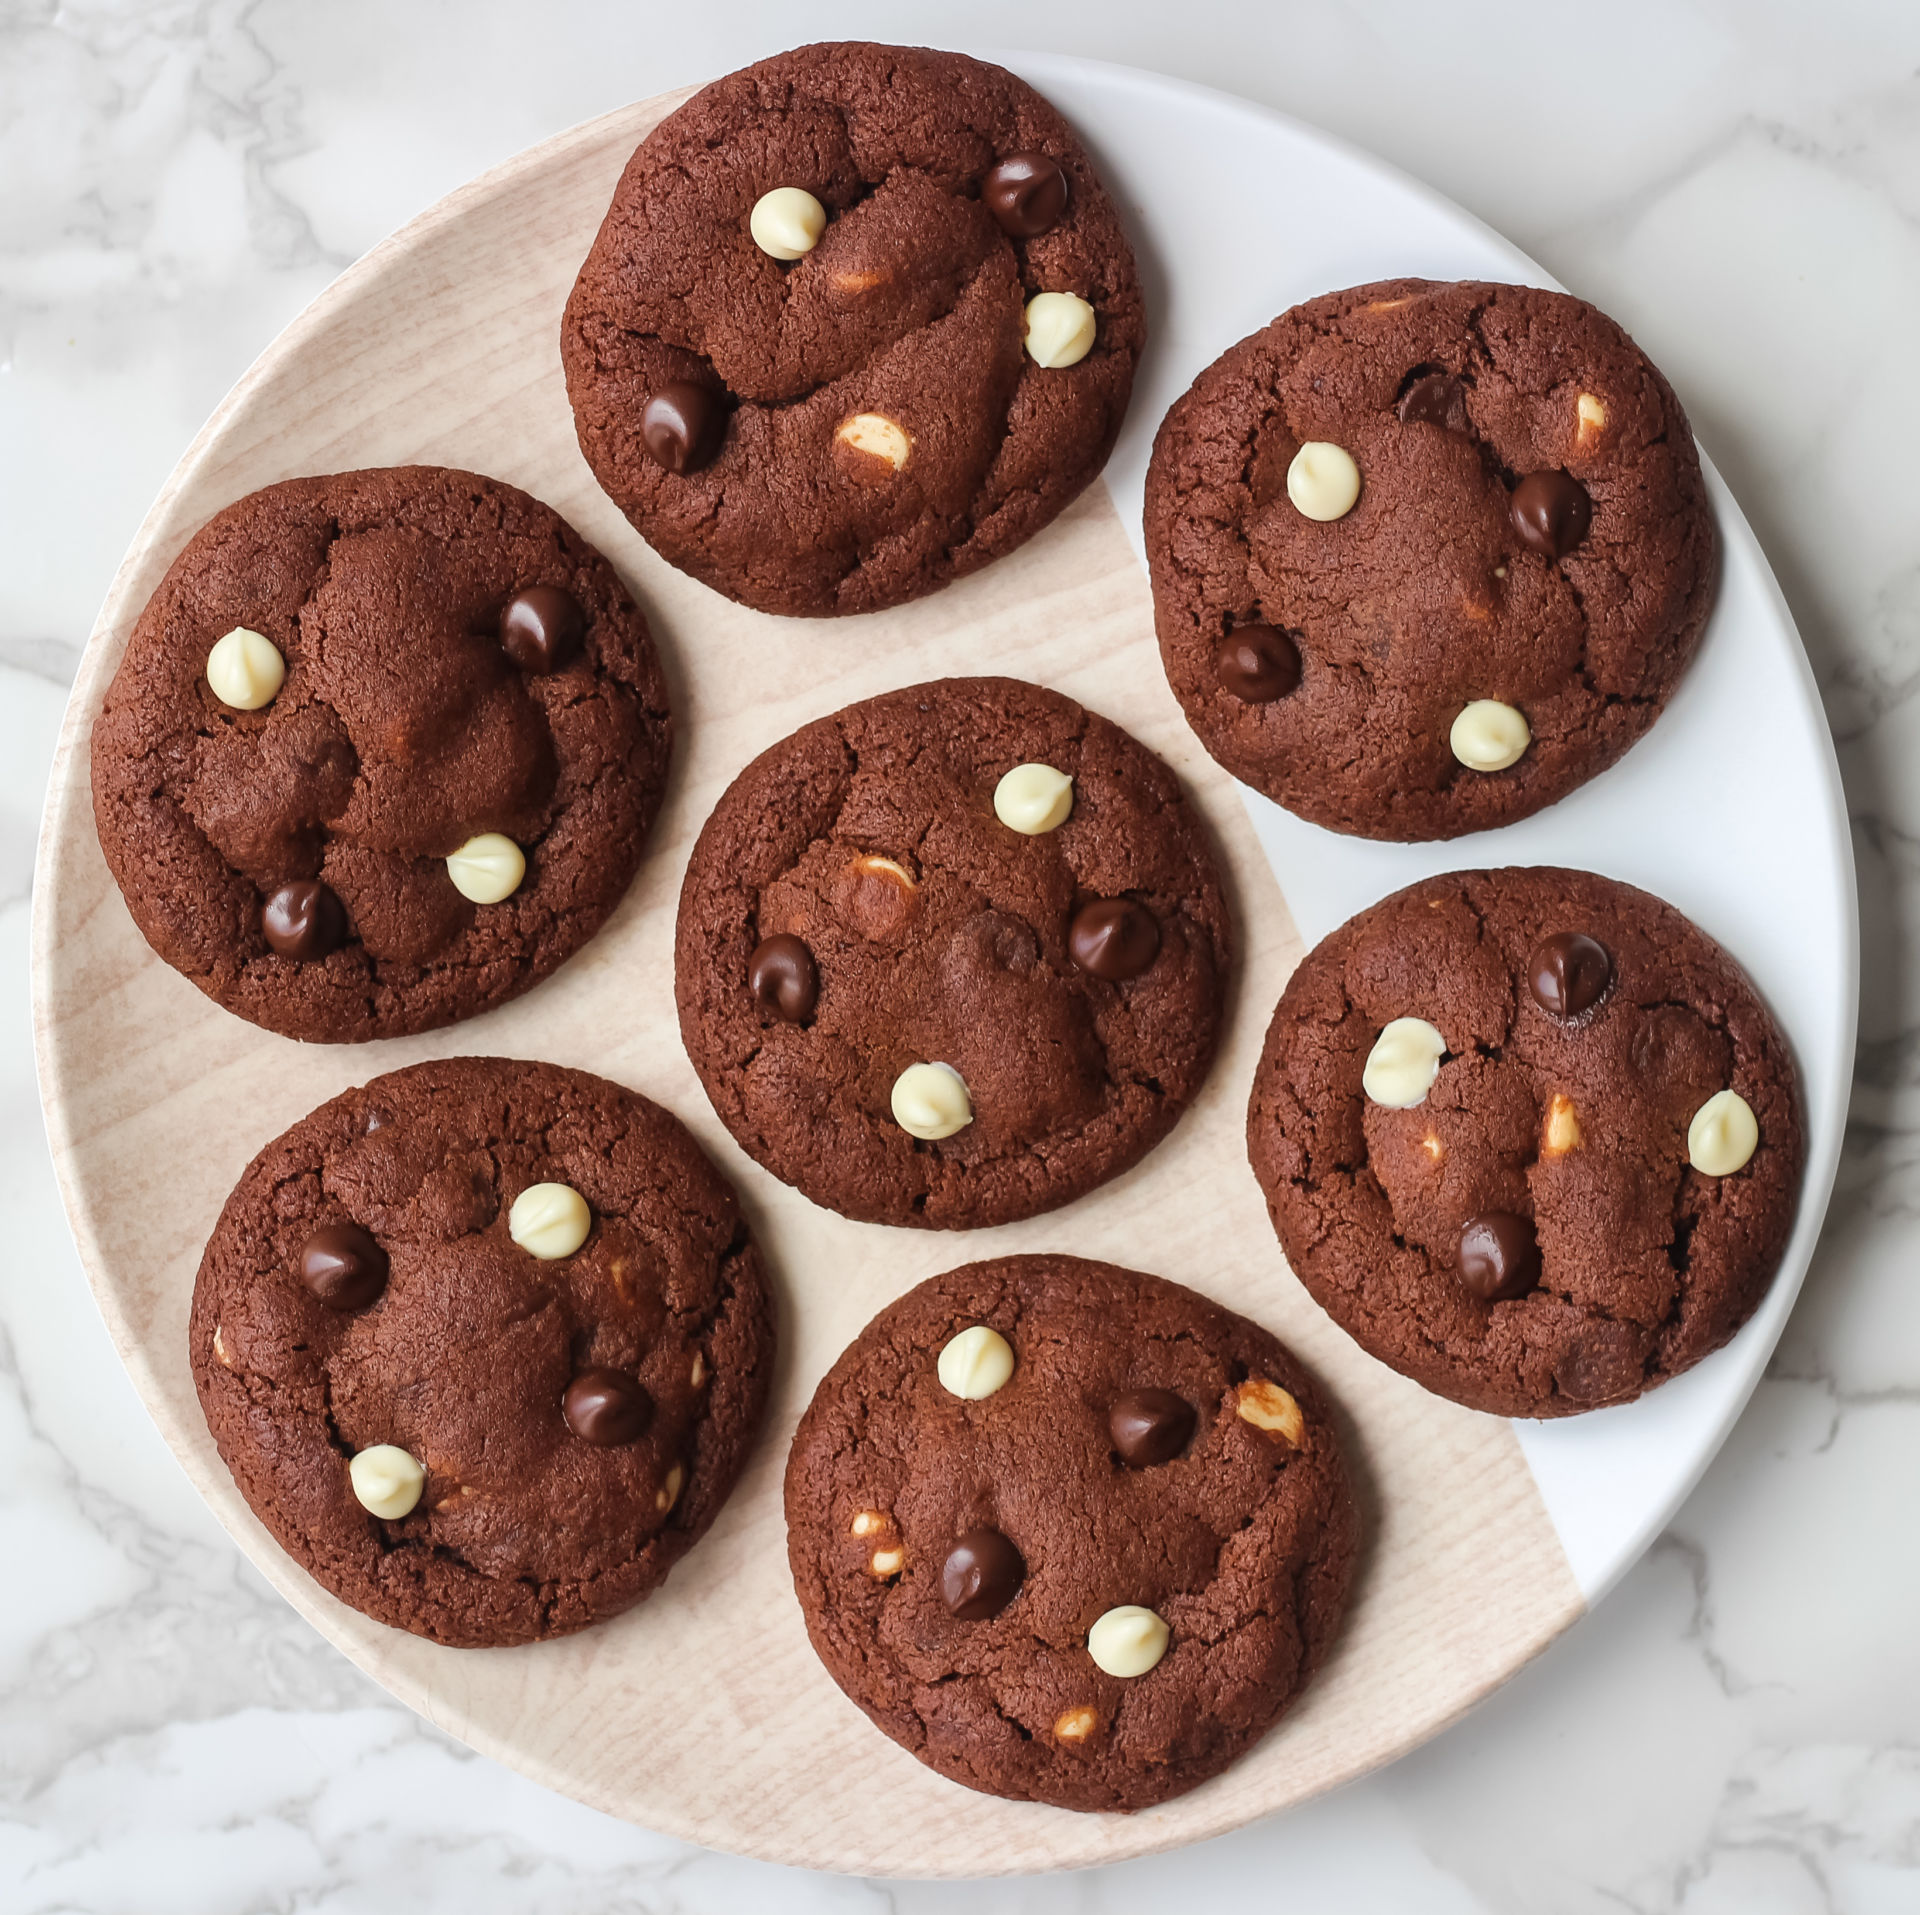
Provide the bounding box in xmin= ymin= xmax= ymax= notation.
xmin=38 ymin=69 xmax=1750 ymax=1875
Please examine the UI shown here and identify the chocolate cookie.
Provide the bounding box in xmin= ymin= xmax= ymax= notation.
xmin=562 ymin=42 xmax=1144 ymax=617
xmin=1145 ymin=280 xmax=1717 ymax=840
xmin=91 ymin=467 xmax=672 ymax=1042
xmin=1247 ymin=868 xmax=1801 ymax=1417
xmin=674 ymin=678 xmax=1230 ymax=1229
xmin=784 ymin=1255 xmax=1357 ymax=1810
xmin=189 ymin=1057 xmax=774 ymax=1645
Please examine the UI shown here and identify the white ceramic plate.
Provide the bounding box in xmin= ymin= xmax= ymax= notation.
xmin=1024 ymin=51 xmax=1857 ymax=1603
xmin=32 ymin=55 xmax=1854 ymax=1872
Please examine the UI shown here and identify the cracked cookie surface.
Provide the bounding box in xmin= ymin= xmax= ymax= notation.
xmin=189 ymin=1057 xmax=774 ymax=1646
xmin=561 ymin=42 xmax=1143 ymax=617
xmin=1247 ymin=868 xmax=1802 ymax=1417
xmin=674 ymin=677 xmax=1230 ymax=1229
xmin=1144 ymin=280 xmax=1717 ymax=840
xmin=91 ymin=466 xmax=672 ymax=1042
xmin=784 ymin=1255 xmax=1357 ymax=1810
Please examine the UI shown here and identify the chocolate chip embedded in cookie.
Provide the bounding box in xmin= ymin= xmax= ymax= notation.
xmin=1144 ymin=280 xmax=1718 ymax=840
xmin=1246 ymin=867 xmax=1803 ymax=1417
xmin=90 ymin=467 xmax=672 ymax=1042
xmin=783 ymin=1255 xmax=1357 ymax=1810
xmin=188 ymin=1058 xmax=775 ymax=1646
xmin=674 ymin=677 xmax=1231 ymax=1229
xmin=561 ymin=42 xmax=1144 ymax=617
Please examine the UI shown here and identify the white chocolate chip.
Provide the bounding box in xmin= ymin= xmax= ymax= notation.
xmin=690 ymin=1351 xmax=707 ymax=1388
xmin=993 ymin=763 xmax=1074 ymax=835
xmin=1236 ymin=1378 xmax=1305 ymax=1446
xmin=850 ymin=1509 xmax=890 ymax=1538
xmin=656 ymin=1462 xmax=685 ymax=1513
xmin=1576 ymin=391 xmax=1608 ymax=446
xmin=749 ymin=185 xmax=826 ymax=259
xmin=508 ymin=1182 xmax=591 ymax=1260
xmin=349 ymin=1444 xmax=424 ymax=1520
xmin=1054 ymin=1706 xmax=1099 ymax=1741
xmin=891 ymin=1061 xmax=972 ymax=1139
xmin=446 ymin=832 xmax=525 ymax=904
xmin=835 ymin=411 xmax=913 ymax=472
xmin=1023 ymin=291 xmax=1096 ymax=368
xmin=205 ymin=626 xmax=286 ymax=710
xmin=1542 ymin=1092 xmax=1582 ymax=1158
xmin=212 ymin=1323 xmax=235 ymax=1369
xmin=868 ymin=1546 xmax=905 ymax=1579
xmin=1362 ymin=1017 xmax=1446 ymax=1109
xmin=1449 ymin=699 xmax=1531 ymax=772
xmin=1286 ymin=442 xmax=1362 ymax=522
xmin=1688 ymin=1089 xmax=1758 ymax=1176
xmin=1420 ymin=1133 xmax=1444 ymax=1163
xmin=937 ymin=1324 xmax=1014 ymax=1400
xmin=1086 ymin=1604 xmax=1169 ymax=1678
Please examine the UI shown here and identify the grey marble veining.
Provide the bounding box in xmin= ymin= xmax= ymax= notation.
xmin=4 ymin=2 xmax=1917 ymax=1909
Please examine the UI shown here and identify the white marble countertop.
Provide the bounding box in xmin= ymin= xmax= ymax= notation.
xmin=4 ymin=3 xmax=1915 ymax=1909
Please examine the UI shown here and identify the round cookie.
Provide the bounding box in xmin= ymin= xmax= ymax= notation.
xmin=91 ymin=467 xmax=672 ymax=1042
xmin=784 ymin=1255 xmax=1357 ymax=1811
xmin=562 ymin=42 xmax=1144 ymax=617
xmin=674 ymin=677 xmax=1230 ymax=1229
xmin=189 ymin=1057 xmax=774 ymax=1645
xmin=1247 ymin=868 xmax=1802 ymax=1417
xmin=1144 ymin=280 xmax=1718 ymax=840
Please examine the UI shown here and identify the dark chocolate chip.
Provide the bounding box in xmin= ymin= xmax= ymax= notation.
xmin=941 ymin=1526 xmax=1026 ymax=1620
xmin=262 ymin=879 xmax=348 ymax=960
xmin=1108 ymin=1388 xmax=1197 ymax=1467
xmin=748 ymin=933 xmax=818 ymax=1022
xmin=1510 ymin=471 xmax=1593 ymax=558
xmin=981 ymin=152 xmax=1069 ymax=237
xmin=641 ymin=381 xmax=724 ymax=475
xmin=1528 ymin=931 xmax=1612 ymax=1018
xmin=1215 ymin=623 xmax=1302 ymax=703
xmin=499 ymin=585 xmax=584 ymax=674
xmin=1458 ymin=1212 xmax=1541 ymax=1301
xmin=298 ymin=1222 xmax=388 ymax=1311
xmin=562 ymin=1369 xmax=653 ymax=1447
xmin=1397 ymin=371 xmax=1470 ymax=432
xmin=1068 ymin=899 xmax=1161 ymax=981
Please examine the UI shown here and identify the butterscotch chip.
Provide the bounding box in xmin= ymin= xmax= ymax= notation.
xmin=188 ymin=1057 xmax=773 ymax=1645
xmin=1542 ymin=1093 xmax=1582 ymax=1157
xmin=1247 ymin=866 xmax=1803 ymax=1418
xmin=784 ymin=1255 xmax=1357 ymax=1811
xmin=1235 ymin=1378 xmax=1305 ymax=1446
xmin=834 ymin=412 xmax=912 ymax=472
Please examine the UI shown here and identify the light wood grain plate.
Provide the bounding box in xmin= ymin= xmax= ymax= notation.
xmin=33 ymin=58 xmax=1851 ymax=1875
